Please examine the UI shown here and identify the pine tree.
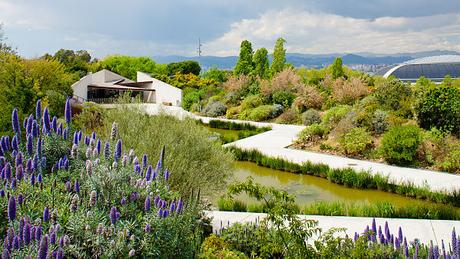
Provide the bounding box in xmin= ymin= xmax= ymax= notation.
xmin=270 ymin=38 xmax=286 ymax=74
xmin=331 ymin=57 xmax=345 ymax=79
xmin=252 ymin=48 xmax=270 ymax=78
xmin=234 ymin=40 xmax=254 ymax=75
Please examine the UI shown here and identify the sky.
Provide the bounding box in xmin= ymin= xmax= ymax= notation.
xmin=1 ymin=0 xmax=460 ymax=58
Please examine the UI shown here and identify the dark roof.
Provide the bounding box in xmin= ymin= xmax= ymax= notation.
xmin=390 ymin=63 xmax=460 ymax=82
xmin=88 ymin=84 xmax=155 ymax=92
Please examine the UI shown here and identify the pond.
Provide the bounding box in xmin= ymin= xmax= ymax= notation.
xmin=231 ymin=161 xmax=438 ymax=208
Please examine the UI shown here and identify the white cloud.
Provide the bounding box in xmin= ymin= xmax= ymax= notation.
xmin=204 ymin=9 xmax=460 ymax=56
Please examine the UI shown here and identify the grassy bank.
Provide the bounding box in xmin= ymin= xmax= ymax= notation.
xmin=217 ymin=198 xmax=460 ymax=220
xmin=226 ymin=146 xmax=460 ymax=207
xmin=198 ymin=119 xmax=271 ymax=144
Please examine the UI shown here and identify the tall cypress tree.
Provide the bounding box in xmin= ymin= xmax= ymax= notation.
xmin=270 ymin=38 xmax=286 ymax=74
xmin=331 ymin=57 xmax=345 ymax=79
xmin=234 ymin=40 xmax=254 ymax=76
xmin=252 ymin=48 xmax=270 ymax=78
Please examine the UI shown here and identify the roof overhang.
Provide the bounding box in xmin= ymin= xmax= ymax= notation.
xmin=88 ymin=84 xmax=155 ymax=92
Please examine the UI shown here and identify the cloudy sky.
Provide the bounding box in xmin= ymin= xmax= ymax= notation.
xmin=1 ymin=0 xmax=460 ymax=58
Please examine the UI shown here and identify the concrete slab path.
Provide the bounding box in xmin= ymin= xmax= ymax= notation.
xmin=109 ymin=103 xmax=460 ymax=192
xmin=206 ymin=211 xmax=460 ymax=245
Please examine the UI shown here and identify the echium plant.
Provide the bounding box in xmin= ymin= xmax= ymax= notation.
xmin=0 ymin=100 xmax=204 ymax=258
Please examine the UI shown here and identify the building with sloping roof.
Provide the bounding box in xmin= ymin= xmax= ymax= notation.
xmin=71 ymin=69 xmax=182 ymax=106
xmin=383 ymin=55 xmax=460 ymax=82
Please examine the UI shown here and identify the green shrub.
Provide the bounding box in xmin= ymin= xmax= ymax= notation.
xmin=275 ymin=109 xmax=299 ymax=124
xmin=74 ymin=102 xmax=106 ymax=133
xmin=203 ymin=101 xmax=227 ymax=117
xmin=321 ymin=105 xmax=351 ymax=129
xmin=297 ymin=123 xmax=326 ymax=142
xmin=380 ymin=125 xmax=422 ymax=165
xmin=272 ymin=90 xmax=296 ymax=108
xmin=182 ymin=89 xmax=201 ymax=111
xmin=225 ymin=106 xmax=241 ymax=119
xmin=371 ymin=109 xmax=389 ymax=134
xmin=247 ymin=105 xmax=276 ymax=121
xmin=240 ymin=95 xmax=262 ymax=111
xmin=415 ymin=84 xmax=460 ymax=136
xmin=99 ymin=107 xmax=233 ymax=197
xmin=440 ymin=148 xmax=460 ymax=173
xmin=339 ymin=127 xmax=373 ymax=156
xmin=301 ymin=109 xmax=321 ymax=126
xmin=374 ymin=78 xmax=412 ymax=111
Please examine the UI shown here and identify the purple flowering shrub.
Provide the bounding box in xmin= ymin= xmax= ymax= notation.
xmin=0 ymin=99 xmax=204 ymax=258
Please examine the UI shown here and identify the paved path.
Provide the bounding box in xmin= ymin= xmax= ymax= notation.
xmin=109 ymin=103 xmax=460 ymax=193
xmin=206 ymin=211 xmax=460 ymax=245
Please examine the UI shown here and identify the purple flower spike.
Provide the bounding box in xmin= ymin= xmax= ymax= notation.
xmin=384 ymin=221 xmax=390 ymax=241
xmin=145 ymin=224 xmax=151 ymax=233
xmin=121 ymin=197 xmax=127 ymax=206
xmin=50 ymin=231 xmax=56 ymax=244
xmin=114 ymin=139 xmax=122 ymax=161
xmin=74 ymin=180 xmax=80 ymax=193
xmin=164 ymin=168 xmax=170 ymax=181
xmin=38 ymin=235 xmax=49 ymax=259
xmin=142 ymin=154 xmax=148 ymax=169
xmin=35 ymin=225 xmax=43 ymax=240
xmin=43 ymin=207 xmax=50 ymax=222
xmin=177 ymin=199 xmax=183 ymax=214
xmin=65 ymin=98 xmax=72 ymax=124
xmin=12 ymin=135 xmax=19 ymax=151
xmin=452 ymin=228 xmax=457 ymax=256
xmin=36 ymin=138 xmax=42 ymax=157
xmin=27 ymin=134 xmax=33 ymax=156
xmin=104 ymin=142 xmax=110 ymax=159
xmin=12 ymin=108 xmax=20 ymax=135
xmin=146 ymin=166 xmax=152 ymax=181
xmin=36 ymin=99 xmax=42 ymax=120
xmin=145 ymin=196 xmax=151 ymax=212
xmin=110 ymin=206 xmax=118 ymax=225
xmin=30 ymin=173 xmax=36 ymax=185
xmin=16 ymin=164 xmax=24 ymax=181
xmin=157 ymin=209 xmax=163 ymax=218
xmin=8 ymin=196 xmax=16 ymax=221
xmin=43 ymin=107 xmax=51 ymax=133
xmin=17 ymin=194 xmax=24 ymax=204
xmin=57 ymin=248 xmax=64 ymax=259
xmin=12 ymin=235 xmax=20 ymax=249
xmin=24 ymin=223 xmax=31 ymax=245
xmin=5 ymin=163 xmax=11 ymax=181
xmin=162 ymin=210 xmax=169 ymax=218
xmin=52 ymin=116 xmax=57 ymax=132
xmin=38 ymin=173 xmax=43 ymax=183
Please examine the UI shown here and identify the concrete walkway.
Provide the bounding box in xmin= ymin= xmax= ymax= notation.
xmin=207 ymin=211 xmax=460 ymax=245
xmin=112 ymin=103 xmax=460 ymax=192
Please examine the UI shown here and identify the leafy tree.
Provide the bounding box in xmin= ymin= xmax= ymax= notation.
xmin=95 ymin=55 xmax=157 ymax=80
xmin=252 ymin=48 xmax=270 ymax=78
xmin=50 ymin=49 xmax=92 ymax=79
xmin=374 ymin=77 xmax=412 ymax=111
xmin=331 ymin=57 xmax=344 ymax=79
xmin=202 ymin=67 xmax=228 ymax=83
xmin=270 ymin=38 xmax=286 ymax=74
xmin=166 ymin=60 xmax=201 ymax=76
xmin=234 ymin=40 xmax=254 ymax=76
xmin=415 ymin=84 xmax=460 ymax=135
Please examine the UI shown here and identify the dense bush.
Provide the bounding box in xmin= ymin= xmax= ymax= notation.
xmin=297 ymin=123 xmax=326 ymax=142
xmin=272 ymin=90 xmax=296 ymax=108
xmin=321 ymin=105 xmax=352 ymax=129
xmin=292 ymin=85 xmax=324 ymax=112
xmin=82 ymin=105 xmax=234 ymax=197
xmin=247 ymin=105 xmax=276 ymax=122
xmin=374 ymin=78 xmax=412 ymax=111
xmin=240 ymin=95 xmax=262 ymax=111
xmin=339 ymin=127 xmax=373 ymax=156
xmin=275 ymin=109 xmax=299 ymax=124
xmin=380 ymin=125 xmax=422 ymax=165
xmin=332 ymin=77 xmax=369 ymax=104
xmin=415 ymin=84 xmax=460 ymax=136
xmin=182 ymin=89 xmax=202 ymax=111
xmin=74 ymin=102 xmax=106 ymax=133
xmin=203 ymin=101 xmax=227 ymax=117
xmin=371 ymin=109 xmax=389 ymax=134
xmin=301 ymin=109 xmax=321 ymax=126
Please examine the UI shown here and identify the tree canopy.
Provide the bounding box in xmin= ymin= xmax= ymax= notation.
xmin=234 ymin=40 xmax=254 ymax=76
xmin=331 ymin=57 xmax=345 ymax=79
xmin=253 ymin=48 xmax=270 ymax=78
xmin=95 ymin=55 xmax=158 ymax=80
xmin=271 ymin=38 xmax=286 ymax=74
xmin=166 ymin=60 xmax=201 ymax=76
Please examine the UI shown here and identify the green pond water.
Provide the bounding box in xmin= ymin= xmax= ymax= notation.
xmin=206 ymin=126 xmax=441 ymax=208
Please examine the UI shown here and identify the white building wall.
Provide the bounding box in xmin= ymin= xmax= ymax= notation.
xmin=71 ymin=73 xmax=92 ymax=100
xmin=137 ymin=72 xmax=182 ymax=106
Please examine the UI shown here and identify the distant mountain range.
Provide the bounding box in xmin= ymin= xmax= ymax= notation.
xmin=153 ymin=50 xmax=460 ymax=72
